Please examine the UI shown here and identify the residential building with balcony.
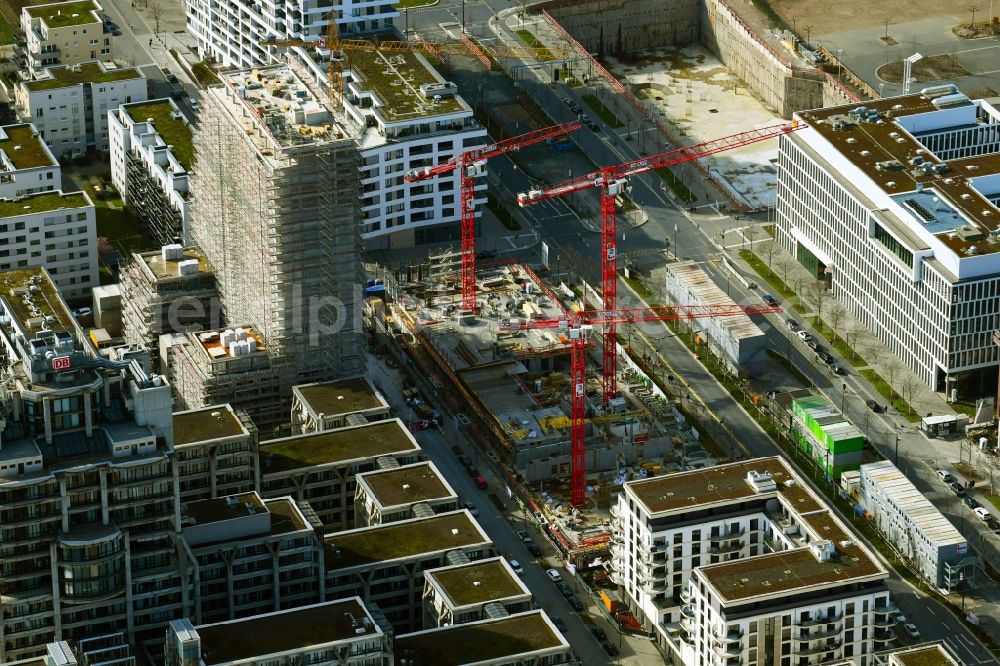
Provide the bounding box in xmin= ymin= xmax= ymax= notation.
xmin=173 ymin=491 xmax=324 ymax=625
xmin=108 ymin=99 xmax=194 ymax=244
xmin=15 ymin=62 xmax=145 ymax=158
xmin=20 ymin=0 xmax=113 ymax=75
xmin=259 ymin=418 xmax=422 ymax=530
xmin=290 ymin=376 xmax=390 ymax=433
xmin=421 ymin=557 xmax=531 ymax=628
xmin=354 ymin=460 xmax=458 ymax=527
xmin=164 ymin=598 xmax=394 ymax=666
xmin=0 ymin=124 xmax=61 ymax=199
xmin=612 ymin=457 xmax=891 ymax=666
xmin=874 ymin=643 xmax=962 ymax=665
xmin=171 ymin=404 xmax=257 ymax=503
xmin=324 ymin=510 xmax=493 ymax=632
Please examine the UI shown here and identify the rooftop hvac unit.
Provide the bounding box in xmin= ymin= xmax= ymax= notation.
xmin=419 ymin=81 xmax=458 ymax=99
xmin=161 ymin=243 xmax=183 ymax=260
xmin=177 ymin=259 xmax=199 ymax=276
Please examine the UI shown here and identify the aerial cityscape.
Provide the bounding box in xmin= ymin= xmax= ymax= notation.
xmin=0 ymin=0 xmax=996 ymax=662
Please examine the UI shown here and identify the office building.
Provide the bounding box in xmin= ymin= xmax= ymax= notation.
xmin=0 ymin=266 xmax=177 ymax=661
xmin=119 ymin=245 xmax=219 ymax=370
xmin=187 ymin=63 xmax=363 ymax=421
xmin=174 ymin=491 xmax=324 ymax=625
xmin=290 ymin=376 xmax=390 ymax=433
xmin=16 ymin=62 xmax=145 ymax=158
xmin=164 ymin=599 xmax=393 ymax=666
xmin=108 ymin=99 xmax=194 ymax=244
xmin=612 ymin=457 xmax=891 ymax=665
xmin=324 ymin=510 xmax=493 ymax=631
xmin=858 ymin=460 xmax=973 ymax=590
xmin=777 ymin=88 xmax=1000 ymax=394
xmin=172 ymin=404 xmax=257 ymax=502
xmin=395 ymin=611 xmax=574 ymax=666
xmin=260 ymin=418 xmax=422 ymax=529
xmin=421 ymin=557 xmax=531 ymax=627
xmin=20 ymin=0 xmax=113 ymax=75
xmin=354 ymin=460 xmax=458 ymax=526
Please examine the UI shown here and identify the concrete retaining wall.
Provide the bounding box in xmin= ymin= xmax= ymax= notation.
xmin=548 ymin=0 xmax=701 ymax=54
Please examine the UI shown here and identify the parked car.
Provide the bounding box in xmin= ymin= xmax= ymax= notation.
xmin=546 ymin=568 xmax=562 ymax=582
xmin=466 ymin=465 xmax=480 ymax=478
xmin=473 ymin=475 xmax=488 ymax=490
xmin=806 ymin=339 xmax=822 ymax=351
xmin=509 ymin=559 xmax=524 ymax=575
xmin=963 ymin=496 xmax=980 ymax=510
xmin=747 ymin=281 xmax=758 ymax=289
xmin=457 ymin=454 xmax=472 ymax=467
xmin=556 ymin=581 xmax=573 ymax=597
xmin=797 ymin=330 xmax=814 ymax=342
xmin=818 ymin=352 xmax=835 ymax=365
xmin=562 ymin=96 xmax=574 ymax=106
xmin=601 ymin=641 xmax=619 ymax=656
xmin=476 ymin=249 xmax=498 ymax=259
xmin=949 ymin=481 xmax=966 ymax=496
xmin=551 ymin=616 xmax=568 ymax=632
xmin=865 ymin=399 xmax=884 ymax=413
xmin=72 ymin=307 xmax=92 ymax=318
xmin=567 ymin=594 xmax=583 ymax=611
xmin=462 ymin=501 xmax=479 ymax=517
xmin=525 ymin=541 xmax=542 ymax=557
xmin=189 ymin=98 xmax=200 ymax=111
xmin=936 ymin=469 xmax=955 ymax=483
xmin=516 ymin=530 xmax=532 ymax=543
xmin=974 ymin=507 xmax=992 ymax=521
xmin=894 ymin=613 xmax=907 ymax=624
xmin=762 ymin=293 xmax=777 ymax=306
xmin=590 ymin=626 xmax=608 ymax=641
xmin=166 ymin=73 xmax=179 ymax=84
xmin=831 ymin=364 xmax=846 ymax=375
xmin=904 ymin=623 xmax=920 ymax=639
xmin=785 ymin=318 xmax=799 ymax=330
xmin=587 ymin=121 xmax=601 ymax=132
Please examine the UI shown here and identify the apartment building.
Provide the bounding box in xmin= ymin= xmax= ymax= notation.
xmin=164 ymin=599 xmax=393 ymax=666
xmin=290 ymin=376 xmax=390 ymax=433
xmin=858 ymin=460 xmax=973 ymax=590
xmin=108 ymin=98 xmax=194 ymax=244
xmin=20 ymin=0 xmax=113 ymax=75
xmin=172 ymin=404 xmax=257 ymax=502
xmin=874 ymin=643 xmax=962 ymax=665
xmin=259 ymin=418 xmax=423 ymax=529
xmin=421 ymin=557 xmax=532 ymax=627
xmin=0 ymin=266 xmax=177 ymax=661
xmin=324 ymin=510 xmax=494 ymax=631
xmin=612 ymin=457 xmax=891 ymax=666
xmin=777 ymin=88 xmax=1000 ymax=394
xmin=16 ymin=62 xmax=145 ymax=157
xmin=354 ymin=461 xmax=459 ymax=526
xmin=395 ymin=611 xmax=574 ymax=666
xmin=174 ymin=491 xmax=324 ymax=625
xmin=188 ymin=63 xmax=363 ymax=422
xmin=119 ymin=245 xmax=219 ymax=370
xmin=0 ymin=124 xmax=61 ymax=199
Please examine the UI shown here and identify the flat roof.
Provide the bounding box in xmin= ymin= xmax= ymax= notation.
xmin=172 ymin=405 xmax=246 ymax=446
xmin=122 ymin=99 xmax=195 ymax=169
xmin=196 ymin=599 xmax=377 ymax=664
xmin=294 ymin=376 xmax=386 ymax=417
xmin=892 ymin=644 xmax=961 ymax=666
xmin=325 ymin=511 xmax=487 ymax=570
xmin=358 ymin=461 xmax=453 ymax=508
xmin=428 ymin=558 xmax=527 ymax=607
xmin=0 ymin=266 xmax=75 ymax=333
xmin=625 ymin=457 xmax=821 ymax=515
xmin=861 ymin=461 xmax=966 ymax=547
xmin=193 ymin=325 xmax=267 ymax=360
xmin=665 ymin=260 xmax=765 ymax=341
xmin=348 ymin=46 xmax=463 ymax=122
xmin=260 ymin=419 xmax=418 ymax=473
xmin=265 ymin=497 xmax=309 ymax=534
xmin=0 ymin=124 xmax=56 ymax=170
xmin=138 ymin=245 xmax=212 ymax=281
xmin=394 ymin=612 xmax=565 ymax=666
xmin=25 ymin=62 xmax=142 ymax=91
xmin=26 ymin=0 xmax=100 ymax=27
xmin=183 ymin=492 xmax=264 ymax=525
xmin=0 ymin=190 xmax=89 ymax=218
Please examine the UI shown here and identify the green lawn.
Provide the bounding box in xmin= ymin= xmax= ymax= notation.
xmin=191 ymin=60 xmax=220 ymax=87
xmin=655 ymin=167 xmax=696 ymax=203
xmin=396 ymin=0 xmax=434 ymax=7
xmin=515 ymin=29 xmax=554 ymax=59
xmin=0 ymin=11 xmax=14 ymax=46
xmin=859 ymin=368 xmax=920 ymax=422
xmin=988 ymin=495 xmax=1000 ymax=512
xmin=807 ymin=317 xmax=866 ymax=368
xmin=581 ymin=94 xmax=624 ymax=129
xmin=738 ymin=249 xmax=796 ymax=301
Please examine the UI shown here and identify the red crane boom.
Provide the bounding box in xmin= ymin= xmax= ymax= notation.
xmin=503 ymin=302 xmax=781 ymax=506
xmin=404 ymin=121 xmax=582 ymax=313
xmin=516 ymin=121 xmax=804 ymax=406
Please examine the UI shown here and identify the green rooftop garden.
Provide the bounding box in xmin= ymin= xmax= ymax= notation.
xmin=431 ymin=560 xmax=525 ymax=606
xmin=394 ymin=614 xmax=562 ymax=666
xmin=0 ymin=124 xmax=55 ymax=169
xmin=261 ymin=420 xmax=416 ymax=472
xmin=124 ymin=100 xmax=194 ymax=169
xmin=0 ymin=11 xmax=16 ymax=46
xmin=26 ymin=0 xmax=98 ymax=27
xmin=25 ymin=63 xmax=141 ymax=91
xmin=349 ymin=48 xmax=462 ymax=121
xmin=0 ymin=190 xmax=88 ymax=218
xmin=326 ymin=512 xmax=484 ymax=569
xmin=173 ymin=407 xmax=244 ymax=446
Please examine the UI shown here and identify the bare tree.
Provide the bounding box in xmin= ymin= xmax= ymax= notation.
xmin=759 ymin=240 xmax=779 ymax=276
xmin=828 ymin=303 xmax=847 ymax=340
xmin=744 ymin=224 xmax=761 ymax=252
xmin=864 ymin=342 xmax=885 ymax=372
xmin=980 ymin=450 xmax=1000 ymax=495
xmin=881 ymin=358 xmax=904 ymax=402
xmin=774 ymin=254 xmax=793 ymax=287
xmin=149 ymin=0 xmax=162 ymax=33
xmin=899 ymin=374 xmax=922 ymax=416
xmin=844 ymin=322 xmax=863 ymax=361
xmin=807 ymin=281 xmax=832 ymax=332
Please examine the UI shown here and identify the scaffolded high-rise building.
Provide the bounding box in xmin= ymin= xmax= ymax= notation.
xmin=184 ymin=63 xmax=364 ymax=429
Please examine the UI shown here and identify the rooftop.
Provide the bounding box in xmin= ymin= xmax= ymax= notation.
xmin=261 ymin=419 xmax=418 ymax=473
xmin=182 ymin=492 xmax=264 ymax=525
xmin=294 ymin=376 xmax=386 ymax=417
xmin=799 ymin=91 xmax=1000 ymax=254
xmin=0 ymin=266 xmax=74 ymax=333
xmin=428 ymin=558 xmax=528 ymax=607
xmin=625 ymin=457 xmax=821 ymax=516
xmin=348 ymin=47 xmax=463 ymax=122
xmin=0 ymin=190 xmax=89 ymax=218
xmin=394 ymin=612 xmax=565 ymax=665
xmin=891 ymin=644 xmax=961 ymax=666
xmin=358 ymin=461 xmax=453 ymax=508
xmin=325 ymin=510 xmax=487 ymax=570
xmin=196 ymin=599 xmax=377 ymax=664
xmin=665 ymin=260 xmax=765 ymax=341
xmin=25 ymin=62 xmax=142 ymax=91
xmin=122 ymin=99 xmax=195 ymax=169
xmin=172 ymin=405 xmax=247 ymax=446
xmin=0 ymin=124 xmax=56 ymax=170
xmin=26 ymin=0 xmax=100 ymax=27
xmin=138 ymin=245 xmax=212 ymax=281
xmin=193 ymin=325 xmax=266 ymax=362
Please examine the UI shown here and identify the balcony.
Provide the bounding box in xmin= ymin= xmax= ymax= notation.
xmin=794 ymin=613 xmax=842 ymax=627
xmin=794 ymin=639 xmax=842 ymax=656
xmin=712 ymin=629 xmax=743 ymax=645
xmin=874 ymin=628 xmax=896 ymax=643
xmin=642 ymin=579 xmax=667 ymax=594
xmin=709 ymin=541 xmax=744 ymax=555
xmin=874 ymin=614 xmax=897 ymax=627
xmin=711 ymin=641 xmax=742 ymax=657
xmin=680 ymin=589 xmax=693 ymax=604
xmin=680 ymin=605 xmax=696 ymax=619
xmin=610 ymin=503 xmax=624 ymax=520
xmin=709 ymin=528 xmax=745 ymax=542
xmin=873 ymin=602 xmax=897 ymax=615
xmin=796 ymin=623 xmax=842 ymax=641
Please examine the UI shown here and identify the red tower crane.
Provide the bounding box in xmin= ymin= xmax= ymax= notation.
xmin=502 ymin=303 xmax=781 ymax=506
xmin=404 ymin=121 xmax=582 ymax=313
xmin=516 ymin=121 xmax=805 ymax=405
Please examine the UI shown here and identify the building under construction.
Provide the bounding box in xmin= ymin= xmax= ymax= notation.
xmin=186 ymin=63 xmax=364 ymax=429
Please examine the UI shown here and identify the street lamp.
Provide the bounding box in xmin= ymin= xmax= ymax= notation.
xmin=673 ymin=224 xmax=679 ymax=253
xmin=462 ymin=0 xmax=466 ymax=34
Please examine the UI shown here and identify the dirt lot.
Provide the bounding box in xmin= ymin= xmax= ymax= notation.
xmin=877 ymin=54 xmax=970 ymax=83
xmin=760 ymin=0 xmax=960 ymax=37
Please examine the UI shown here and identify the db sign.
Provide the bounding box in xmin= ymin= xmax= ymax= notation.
xmin=52 ymin=355 xmax=72 ymax=371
